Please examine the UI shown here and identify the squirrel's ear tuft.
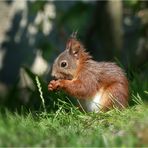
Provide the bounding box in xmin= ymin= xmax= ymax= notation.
xmin=70 ymin=31 xmax=78 ymax=39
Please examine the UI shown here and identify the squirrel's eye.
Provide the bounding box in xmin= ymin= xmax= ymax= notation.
xmin=60 ymin=61 xmax=67 ymax=68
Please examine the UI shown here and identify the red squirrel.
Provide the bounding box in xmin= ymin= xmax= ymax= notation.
xmin=48 ymin=35 xmax=129 ymax=112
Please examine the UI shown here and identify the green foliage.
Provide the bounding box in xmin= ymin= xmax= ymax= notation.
xmin=124 ymin=0 xmax=139 ymax=7
xmin=29 ymin=1 xmax=47 ymax=14
xmin=57 ymin=1 xmax=92 ymax=30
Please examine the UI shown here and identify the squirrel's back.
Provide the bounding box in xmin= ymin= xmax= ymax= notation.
xmin=84 ymin=60 xmax=127 ymax=83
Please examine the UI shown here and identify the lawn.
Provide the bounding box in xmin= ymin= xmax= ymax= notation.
xmin=0 ymin=101 xmax=147 ymax=147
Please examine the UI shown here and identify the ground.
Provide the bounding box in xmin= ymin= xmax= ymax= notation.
xmin=0 ymin=103 xmax=147 ymax=147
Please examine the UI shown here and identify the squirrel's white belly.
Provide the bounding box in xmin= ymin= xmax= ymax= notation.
xmin=79 ymin=92 xmax=103 ymax=112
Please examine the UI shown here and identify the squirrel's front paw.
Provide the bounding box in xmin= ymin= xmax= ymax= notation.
xmin=48 ymin=80 xmax=61 ymax=91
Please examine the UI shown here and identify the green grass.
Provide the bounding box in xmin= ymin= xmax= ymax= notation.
xmin=0 ymin=102 xmax=147 ymax=147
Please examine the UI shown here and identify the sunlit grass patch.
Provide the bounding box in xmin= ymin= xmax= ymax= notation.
xmin=0 ymin=100 xmax=147 ymax=147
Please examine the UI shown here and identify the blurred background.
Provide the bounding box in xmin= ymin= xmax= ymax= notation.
xmin=0 ymin=0 xmax=147 ymax=112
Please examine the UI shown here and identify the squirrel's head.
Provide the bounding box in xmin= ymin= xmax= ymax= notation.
xmin=51 ymin=36 xmax=91 ymax=80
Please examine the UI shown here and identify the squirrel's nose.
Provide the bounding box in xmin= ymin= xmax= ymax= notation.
xmin=51 ymin=68 xmax=59 ymax=80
